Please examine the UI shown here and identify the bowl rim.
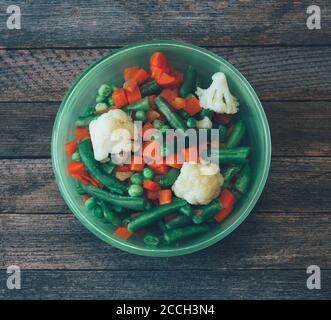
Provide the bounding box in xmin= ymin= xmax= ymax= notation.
xmin=52 ymin=40 xmax=271 ymax=257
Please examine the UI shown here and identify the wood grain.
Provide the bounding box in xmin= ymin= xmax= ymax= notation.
xmin=0 ymin=0 xmax=330 ymax=48
xmin=0 ymin=269 xmax=329 ymax=300
xmin=1 ymin=212 xmax=330 ymax=270
xmin=1 ymin=101 xmax=331 ymax=158
xmin=1 ymin=47 xmax=331 ymax=101
xmin=1 ymin=157 xmax=331 ymax=214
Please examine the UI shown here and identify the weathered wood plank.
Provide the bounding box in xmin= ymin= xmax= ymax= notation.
xmin=1 ymin=47 xmax=331 ymax=101
xmin=1 ymin=101 xmax=331 ymax=158
xmin=0 ymin=0 xmax=330 ymax=48
xmin=0 ymin=269 xmax=329 ymax=299
xmin=1 ymin=158 xmax=331 ymax=214
xmin=1 ymin=212 xmax=330 ymax=270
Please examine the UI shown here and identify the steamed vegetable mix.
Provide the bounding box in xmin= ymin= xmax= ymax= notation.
xmin=65 ymin=50 xmax=252 ymax=247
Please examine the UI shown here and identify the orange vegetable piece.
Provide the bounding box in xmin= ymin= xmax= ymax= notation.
xmin=143 ymin=180 xmax=161 ymax=191
xmin=156 ymin=72 xmax=176 ymax=87
xmin=124 ymin=66 xmax=139 ymax=81
xmin=184 ymin=97 xmax=202 ymax=116
xmin=160 ymin=88 xmax=178 ymax=103
xmin=126 ymin=86 xmax=142 ymax=104
xmin=150 ymin=52 xmax=168 ymax=69
xmin=148 ymin=95 xmax=157 ymax=109
xmin=133 ymin=69 xmax=149 ymax=84
xmin=114 ymin=226 xmax=133 ymax=240
xmin=68 ymin=161 xmax=86 ymax=176
xmin=146 ymin=190 xmax=160 ymax=200
xmin=171 ymin=97 xmax=186 ymax=110
xmin=214 ymin=207 xmax=233 ymax=223
xmin=75 ymin=127 xmax=90 ymax=141
xmin=147 ymin=110 xmax=161 ymax=122
xmin=65 ymin=140 xmax=77 ymax=158
xmin=123 ymin=79 xmax=138 ymax=93
xmin=159 ymin=189 xmax=172 ymax=205
xmin=148 ymin=163 xmax=169 ymax=175
xmin=130 ymin=155 xmax=144 ymax=172
xmin=112 ymin=88 xmax=128 ymax=108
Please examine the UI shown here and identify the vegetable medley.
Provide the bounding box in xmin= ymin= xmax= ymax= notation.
xmin=65 ymin=51 xmax=251 ymax=247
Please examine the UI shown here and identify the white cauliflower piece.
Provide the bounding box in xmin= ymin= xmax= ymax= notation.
xmin=196 ymin=116 xmax=213 ymax=129
xmin=172 ymin=162 xmax=224 ymax=205
xmin=89 ymin=109 xmax=136 ymax=162
xmin=196 ymin=72 xmax=239 ymax=114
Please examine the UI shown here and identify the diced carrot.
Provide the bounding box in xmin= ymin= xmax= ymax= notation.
xmin=112 ymin=88 xmax=128 ymax=108
xmin=141 ymin=122 xmax=155 ymax=139
xmin=94 ymin=108 xmax=109 ymax=115
xmin=219 ymin=189 xmax=236 ymax=209
xmin=160 ymin=88 xmax=178 ymax=103
xmin=71 ymin=174 xmax=91 ymax=185
xmin=184 ymin=97 xmax=202 ymax=116
xmin=146 ymin=190 xmax=160 ymax=200
xmin=159 ymin=189 xmax=172 ymax=205
xmin=214 ymin=206 xmax=233 ymax=223
xmin=68 ymin=161 xmax=86 ymax=176
xmin=114 ymin=226 xmax=133 ymax=240
xmin=172 ymin=71 xmax=184 ymax=88
xmin=214 ymin=113 xmax=232 ymax=125
xmin=65 ymin=140 xmax=77 ymax=158
xmin=123 ymin=79 xmax=138 ymax=93
xmin=148 ymin=95 xmax=157 ymax=109
xmin=165 ymin=153 xmax=183 ymax=169
xmin=131 ymin=155 xmax=144 ymax=172
xmin=172 ymin=97 xmax=186 ymax=110
xmin=150 ymin=52 xmax=168 ymax=69
xmin=147 ymin=110 xmax=161 ymax=122
xmin=148 ymin=163 xmax=169 ymax=175
xmin=132 ymin=69 xmax=149 ymax=84
xmin=156 ymin=72 xmax=176 ymax=87
xmin=126 ymin=86 xmax=142 ymax=104
xmin=124 ymin=66 xmax=139 ymax=81
xmin=82 ymin=174 xmax=103 ymax=188
xmin=143 ymin=180 xmax=161 ymax=191
xmin=116 ymin=164 xmax=131 ymax=172
xmin=150 ymin=66 xmax=165 ymax=80
xmin=75 ymin=127 xmax=90 ymax=141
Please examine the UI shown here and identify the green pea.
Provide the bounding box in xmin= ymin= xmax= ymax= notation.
xmin=128 ymin=184 xmax=144 ymax=197
xmin=142 ymin=167 xmax=155 ymax=180
xmin=107 ymin=95 xmax=115 ymax=106
xmin=93 ymin=206 xmax=104 ymax=219
xmin=131 ymin=173 xmax=143 ymax=185
xmin=96 ymin=95 xmax=105 ymax=103
xmin=187 ymin=117 xmax=197 ymax=128
xmin=98 ymin=84 xmax=111 ymax=97
xmin=135 ymin=110 xmax=147 ymax=122
xmin=153 ymin=119 xmax=164 ymax=129
xmin=95 ymin=102 xmax=108 ymax=112
xmin=71 ymin=151 xmax=81 ymax=162
xmin=85 ymin=197 xmax=97 ymax=210
xmin=160 ymin=124 xmax=170 ymax=133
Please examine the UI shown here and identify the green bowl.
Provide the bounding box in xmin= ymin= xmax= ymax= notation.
xmin=52 ymin=40 xmax=271 ymax=257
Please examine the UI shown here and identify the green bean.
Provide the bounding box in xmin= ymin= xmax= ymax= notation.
xmin=222 ymin=165 xmax=242 ymax=188
xmin=75 ymin=114 xmax=100 ymax=127
xmin=98 ymin=200 xmax=120 ymax=227
xmin=99 ymin=161 xmax=116 ymax=175
xmin=112 ymin=204 xmax=126 ymax=214
xmin=130 ymin=173 xmax=143 ymax=185
xmin=142 ymin=167 xmax=155 ymax=180
xmin=158 ymin=220 xmax=167 ymax=233
xmin=76 ymin=184 xmax=85 ymax=195
xmin=180 ymin=66 xmax=197 ymax=98
xmin=233 ymin=163 xmax=251 ymax=195
xmin=127 ymin=199 xmax=187 ymax=232
xmin=218 ymin=124 xmax=227 ymax=143
xmin=144 ymin=232 xmax=161 ymax=247
xmin=192 ymin=200 xmax=222 ymax=224
xmin=226 ymin=119 xmax=246 ymax=148
xmin=209 ymin=147 xmax=251 ymax=164
xmin=164 ymin=214 xmax=192 ymax=230
xmin=178 ymin=109 xmax=190 ymax=120
xmin=78 ymin=138 xmax=127 ymax=194
xmin=80 ymin=184 xmax=146 ymax=211
xmin=159 ymin=168 xmax=180 ymax=188
xmin=163 ymin=225 xmax=209 ymax=244
xmin=154 ymin=96 xmax=187 ymax=131
xmin=128 ymin=184 xmax=144 ymax=197
xmin=126 ymin=97 xmax=151 ymax=111
xmin=93 ymin=205 xmax=104 ymax=219
xmin=140 ymin=80 xmax=161 ymax=97
xmin=84 ymin=106 xmax=96 ymax=116
xmin=179 ymin=203 xmax=194 ymax=217
xmin=107 ymin=95 xmax=115 ymax=106
xmin=84 ymin=197 xmax=97 ymax=210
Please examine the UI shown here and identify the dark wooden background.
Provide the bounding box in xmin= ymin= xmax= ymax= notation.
xmin=0 ymin=0 xmax=330 ymax=299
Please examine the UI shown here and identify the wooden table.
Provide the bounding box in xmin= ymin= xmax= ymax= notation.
xmin=0 ymin=1 xmax=330 ymax=299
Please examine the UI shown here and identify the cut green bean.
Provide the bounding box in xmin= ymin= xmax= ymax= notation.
xmin=192 ymin=200 xmax=222 ymax=224
xmin=126 ymin=97 xmax=151 ymax=111
xmin=233 ymin=163 xmax=251 ymax=195
xmin=80 ymin=184 xmax=146 ymax=211
xmin=99 ymin=161 xmax=116 ymax=175
xmin=164 ymin=214 xmax=192 ymax=230
xmin=144 ymin=232 xmax=161 ymax=247
xmin=179 ymin=204 xmax=194 ymax=217
xmin=98 ymin=200 xmax=120 ymax=227
xmin=93 ymin=205 xmax=104 ymax=219
xmin=218 ymin=124 xmax=227 ymax=143
xmin=84 ymin=197 xmax=97 ymax=210
xmin=163 ymin=225 xmax=209 ymax=244
xmin=75 ymin=114 xmax=100 ymax=127
xmin=127 ymin=200 xmax=187 ymax=232
xmin=180 ymin=66 xmax=197 ymax=98
xmin=159 ymin=168 xmax=180 ymax=188
xmin=154 ymin=96 xmax=187 ymax=131
xmin=209 ymin=147 xmax=251 ymax=164
xmin=222 ymin=165 xmax=242 ymax=188
xmin=140 ymin=80 xmax=161 ymax=97
xmin=226 ymin=119 xmax=246 ymax=148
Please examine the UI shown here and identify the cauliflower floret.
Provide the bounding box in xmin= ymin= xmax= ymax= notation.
xmin=172 ymin=162 xmax=224 ymax=205
xmin=89 ymin=109 xmax=136 ymax=162
xmin=196 ymin=72 xmax=239 ymax=114
xmin=196 ymin=116 xmax=213 ymax=129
